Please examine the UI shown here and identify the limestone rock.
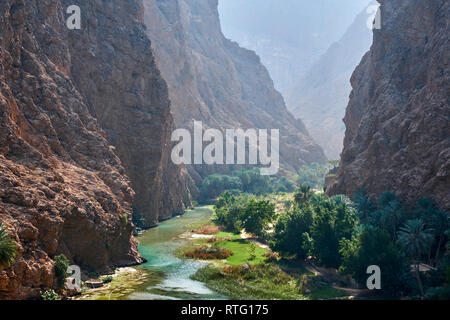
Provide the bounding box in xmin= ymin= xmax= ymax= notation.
xmin=328 ymin=0 xmax=450 ymax=211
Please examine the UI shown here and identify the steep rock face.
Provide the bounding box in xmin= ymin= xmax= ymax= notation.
xmin=328 ymin=0 xmax=450 ymax=210
xmin=289 ymin=6 xmax=374 ymax=159
xmin=0 ymin=0 xmax=187 ymax=299
xmin=143 ymin=0 xmax=326 ymax=178
xmin=62 ymin=0 xmax=192 ymax=226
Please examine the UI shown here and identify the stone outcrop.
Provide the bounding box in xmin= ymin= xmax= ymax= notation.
xmin=143 ymin=0 xmax=326 ymax=179
xmin=0 ymin=0 xmax=190 ymax=299
xmin=328 ymin=0 xmax=450 ymax=211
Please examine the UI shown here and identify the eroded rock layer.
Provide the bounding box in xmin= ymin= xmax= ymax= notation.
xmin=0 ymin=0 xmax=189 ymax=299
xmin=328 ymin=0 xmax=450 ymax=210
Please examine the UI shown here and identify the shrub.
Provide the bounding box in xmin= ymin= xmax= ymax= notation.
xmin=184 ymin=246 xmax=233 ymax=260
xmin=41 ymin=289 xmax=60 ymax=300
xmin=263 ymin=251 xmax=279 ymax=263
xmin=192 ymin=223 xmax=220 ymax=235
xmin=100 ymin=275 xmax=113 ymax=284
xmin=54 ymin=254 xmax=70 ymax=289
xmin=0 ymin=223 xmax=18 ymax=267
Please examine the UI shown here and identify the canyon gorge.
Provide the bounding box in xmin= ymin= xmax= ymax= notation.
xmin=0 ymin=0 xmax=448 ymax=300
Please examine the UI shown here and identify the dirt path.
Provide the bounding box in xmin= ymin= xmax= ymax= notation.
xmin=240 ymin=230 xmax=270 ymax=250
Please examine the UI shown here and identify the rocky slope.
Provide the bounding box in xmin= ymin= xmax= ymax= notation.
xmin=289 ymin=5 xmax=374 ymax=159
xmin=0 ymin=0 xmax=189 ymax=299
xmin=328 ymin=0 xmax=450 ymax=211
xmin=143 ymin=0 xmax=326 ymax=179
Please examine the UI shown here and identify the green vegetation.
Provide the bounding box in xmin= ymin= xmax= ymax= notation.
xmin=397 ymin=219 xmax=434 ymax=297
xmin=54 ymin=254 xmax=70 ymax=289
xmin=339 ymin=226 xmax=412 ymax=297
xmin=296 ymin=162 xmax=333 ymax=189
xmin=181 ymin=159 xmax=450 ymax=300
xmin=76 ymin=268 xmax=155 ymax=300
xmin=199 ymin=168 xmax=295 ymax=201
xmin=41 ymin=289 xmax=60 ymax=300
xmin=270 ymin=193 xmax=358 ymax=268
xmin=208 ymin=183 xmax=449 ymax=299
xmin=0 ymin=223 xmax=18 ymax=267
xmin=192 ymin=264 xmax=306 ymax=300
xmin=214 ymin=237 xmax=268 ymax=266
xmin=241 ymin=200 xmax=275 ymax=238
xmin=120 ymin=214 xmax=128 ymax=228
xmin=100 ymin=275 xmax=114 ymax=284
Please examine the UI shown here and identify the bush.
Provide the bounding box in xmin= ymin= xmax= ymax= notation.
xmin=0 ymin=223 xmax=18 ymax=267
xmin=100 ymin=275 xmax=113 ymax=284
xmin=41 ymin=289 xmax=60 ymax=300
xmin=192 ymin=223 xmax=220 ymax=235
xmin=54 ymin=254 xmax=70 ymax=289
xmin=184 ymin=246 xmax=233 ymax=260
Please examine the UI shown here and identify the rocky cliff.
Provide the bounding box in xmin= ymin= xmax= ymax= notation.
xmin=328 ymin=0 xmax=450 ymax=211
xmin=143 ymin=0 xmax=326 ymax=179
xmin=0 ymin=0 xmax=189 ymax=299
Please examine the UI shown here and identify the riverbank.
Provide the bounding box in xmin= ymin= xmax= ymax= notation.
xmin=175 ymin=207 xmax=350 ymax=300
xmin=76 ymin=207 xmax=226 ymax=300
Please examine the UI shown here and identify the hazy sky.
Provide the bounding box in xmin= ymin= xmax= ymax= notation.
xmin=218 ymin=0 xmax=371 ymax=54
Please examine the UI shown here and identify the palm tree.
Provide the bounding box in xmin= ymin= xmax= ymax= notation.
xmin=430 ymin=210 xmax=449 ymax=265
xmin=0 ymin=223 xmax=18 ymax=267
xmin=397 ymin=219 xmax=433 ymax=298
xmin=294 ymin=185 xmax=313 ymax=206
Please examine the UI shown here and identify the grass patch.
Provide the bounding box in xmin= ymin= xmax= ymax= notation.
xmin=307 ymin=286 xmax=348 ymax=300
xmin=192 ymin=264 xmax=349 ymax=300
xmin=215 ymin=239 xmax=268 ymax=266
xmin=191 ymin=264 xmax=306 ymax=300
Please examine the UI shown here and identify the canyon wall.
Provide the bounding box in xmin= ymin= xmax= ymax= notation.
xmin=0 ymin=0 xmax=189 ymax=299
xmin=143 ymin=0 xmax=326 ymax=180
xmin=328 ymin=0 xmax=450 ymax=211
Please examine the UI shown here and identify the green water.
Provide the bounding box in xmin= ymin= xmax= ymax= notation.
xmin=122 ymin=207 xmax=227 ymax=300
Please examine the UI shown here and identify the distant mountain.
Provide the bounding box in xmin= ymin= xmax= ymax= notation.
xmin=289 ymin=5 xmax=375 ymax=159
xmin=218 ymin=0 xmax=371 ymax=104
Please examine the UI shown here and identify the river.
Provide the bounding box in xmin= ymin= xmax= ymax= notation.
xmin=78 ymin=206 xmax=227 ymax=300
